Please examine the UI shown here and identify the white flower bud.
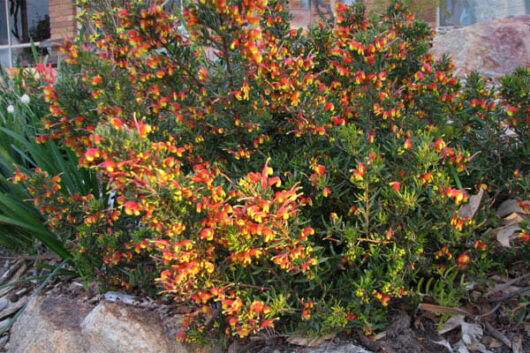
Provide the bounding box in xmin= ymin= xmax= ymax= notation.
xmin=20 ymin=94 xmax=30 ymax=104
xmin=7 ymin=105 xmax=15 ymax=114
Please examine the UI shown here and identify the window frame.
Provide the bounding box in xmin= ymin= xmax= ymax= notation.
xmin=0 ymin=0 xmax=52 ymax=68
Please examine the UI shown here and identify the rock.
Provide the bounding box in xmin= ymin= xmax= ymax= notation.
xmin=9 ymin=297 xmax=90 ymax=353
xmin=9 ymin=294 xmax=373 ymax=353
xmin=9 ymin=295 xmax=216 ymax=353
xmin=8 ymin=296 xmax=92 ymax=353
xmin=81 ymin=301 xmax=189 ymax=353
xmin=431 ymin=15 xmax=530 ymax=77
xmin=101 ymin=290 xmax=140 ymax=305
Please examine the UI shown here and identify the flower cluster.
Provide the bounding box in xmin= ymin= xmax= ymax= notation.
xmin=18 ymin=0 xmax=528 ymax=342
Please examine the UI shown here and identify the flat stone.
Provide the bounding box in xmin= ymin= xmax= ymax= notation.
xmin=8 ymin=295 xmax=216 ymax=353
xmin=81 ymin=301 xmax=188 ymax=353
xmin=8 ymin=296 xmax=92 ymax=353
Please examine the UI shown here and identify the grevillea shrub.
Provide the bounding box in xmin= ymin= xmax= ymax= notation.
xmin=16 ymin=0 xmax=529 ymax=342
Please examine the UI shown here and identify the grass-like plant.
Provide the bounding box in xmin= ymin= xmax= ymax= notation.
xmin=0 ymin=64 xmax=100 ymax=262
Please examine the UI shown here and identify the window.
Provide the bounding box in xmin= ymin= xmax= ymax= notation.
xmin=300 ymin=0 xmax=311 ymax=9
xmin=440 ymin=0 xmax=530 ymax=27
xmin=340 ymin=0 xmax=358 ymax=6
xmin=0 ymin=0 xmax=51 ymax=68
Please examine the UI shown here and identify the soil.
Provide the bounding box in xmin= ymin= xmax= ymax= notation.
xmin=0 ymin=247 xmax=528 ymax=353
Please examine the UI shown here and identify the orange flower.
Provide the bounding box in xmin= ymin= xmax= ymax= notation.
xmin=222 ymin=298 xmax=243 ymax=315
xmin=351 ymin=162 xmax=365 ymax=181
xmin=200 ymin=228 xmax=214 ymax=241
xmin=314 ymin=164 xmax=326 ymax=176
xmin=434 ymin=138 xmax=446 ymax=151
xmin=85 ymin=148 xmax=101 ymax=162
xmin=389 ymin=181 xmax=400 ymax=192
xmin=260 ymin=318 xmax=275 ymax=328
xmin=11 ymin=168 xmax=28 ymax=184
xmin=198 ymin=67 xmax=208 ymax=82
xmin=123 ymin=201 xmax=141 ymax=216
xmin=420 ymin=172 xmax=433 ymax=184
xmin=249 ymin=300 xmax=264 ymax=314
xmin=457 ymin=253 xmax=470 ymax=268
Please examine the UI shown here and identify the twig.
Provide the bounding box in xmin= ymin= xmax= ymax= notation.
xmin=0 ymin=261 xmax=22 ymax=286
xmin=364 ymin=183 xmax=370 ymax=238
xmin=418 ymin=303 xmax=473 ymax=317
xmin=235 ymin=341 xmax=260 ymax=353
xmin=488 ymin=286 xmax=530 ymax=303
xmin=0 ymin=255 xmax=60 ymax=261
xmin=261 ymin=260 xmax=289 ymax=291
xmin=475 ymin=302 xmax=502 ymax=319
xmin=355 ymin=329 xmax=379 ymax=352
xmin=234 ymin=283 xmax=268 ymax=292
xmin=249 ymin=333 xmax=288 ymax=341
xmin=356 ymin=238 xmax=393 ymax=244
xmin=484 ymin=322 xmax=511 ymax=349
xmin=512 ymin=335 xmax=523 ymax=353
xmin=202 ymin=306 xmax=221 ymax=331
xmin=485 ymin=273 xmax=530 ymax=298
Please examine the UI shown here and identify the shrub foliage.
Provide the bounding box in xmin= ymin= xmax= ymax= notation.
xmin=11 ymin=0 xmax=528 ymax=342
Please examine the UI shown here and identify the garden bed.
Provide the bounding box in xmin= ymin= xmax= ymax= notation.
xmin=0 ymin=1 xmax=528 ymax=352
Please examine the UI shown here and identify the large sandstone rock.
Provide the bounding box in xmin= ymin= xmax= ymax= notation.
xmin=81 ymin=301 xmax=197 ymax=353
xmin=8 ymin=295 xmax=214 ymax=353
xmin=8 ymin=296 xmax=92 ymax=353
xmin=431 ymin=15 xmax=530 ymax=77
xmin=8 ymin=294 xmax=374 ymax=353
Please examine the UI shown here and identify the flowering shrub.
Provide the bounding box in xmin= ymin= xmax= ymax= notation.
xmin=14 ymin=0 xmax=529 ymax=343
xmin=0 ymin=66 xmax=102 ymax=259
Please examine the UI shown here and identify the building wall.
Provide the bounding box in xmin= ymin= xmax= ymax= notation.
xmin=290 ymin=0 xmax=439 ymax=28
xmin=45 ymin=0 xmax=439 ymax=43
xmin=49 ymin=0 xmax=76 ymax=44
xmin=365 ymin=0 xmax=438 ymax=26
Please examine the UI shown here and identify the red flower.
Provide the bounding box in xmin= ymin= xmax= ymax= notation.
xmin=260 ymin=319 xmax=275 ymax=328
xmin=434 ymin=138 xmax=446 ymax=151
xmin=198 ymin=67 xmax=208 ymax=82
xmin=389 ymin=181 xmax=400 ymax=192
xmin=457 ymin=253 xmax=470 ymax=268
xmin=85 ymin=148 xmax=101 ymax=162
xmin=123 ymin=201 xmax=141 ymax=216
xmin=314 ymin=164 xmax=326 ymax=176
xmin=11 ymin=168 xmax=28 ymax=184
xmin=200 ymin=228 xmax=214 ymax=241
xmin=351 ymin=162 xmax=365 ymax=181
